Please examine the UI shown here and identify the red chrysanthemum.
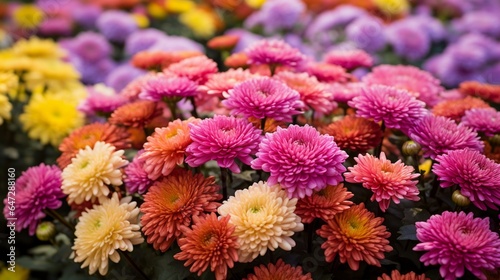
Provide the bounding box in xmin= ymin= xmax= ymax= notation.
xmin=459 ymin=81 xmax=500 ymax=103
xmin=243 ymin=259 xmax=313 ymax=280
xmin=108 ymin=100 xmax=163 ymax=128
xmin=432 ymin=96 xmax=491 ymax=122
xmin=377 ymin=270 xmax=430 ymax=280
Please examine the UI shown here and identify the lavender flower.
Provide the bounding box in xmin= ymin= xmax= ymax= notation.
xmin=96 ymin=10 xmax=138 ymax=43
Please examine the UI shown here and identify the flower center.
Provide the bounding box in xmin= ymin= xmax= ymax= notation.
xmin=202 ymin=232 xmax=217 ymax=245
xmin=249 ymin=206 xmax=261 ymax=213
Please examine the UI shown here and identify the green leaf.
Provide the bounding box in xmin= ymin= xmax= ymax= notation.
xmin=397 ymin=225 xmax=418 ymax=241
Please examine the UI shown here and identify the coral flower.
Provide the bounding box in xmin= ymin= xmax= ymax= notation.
xmin=459 ymin=81 xmax=500 ymax=103
xmin=245 ymin=39 xmax=305 ymax=68
xmin=461 ymin=108 xmax=500 ymax=137
xmin=344 ymin=152 xmax=420 ymax=212
xmin=124 ymin=150 xmax=153 ymax=194
xmin=185 ymin=115 xmax=261 ymax=173
xmin=207 ymin=34 xmax=240 ymax=50
xmin=317 ymin=203 xmax=393 ymax=270
xmin=166 ymin=55 xmax=218 ymax=84
xmin=324 ymin=49 xmax=374 ymax=70
xmin=72 ymin=193 xmax=144 ymax=275
xmin=295 ymin=183 xmax=354 ymax=223
xmin=109 ymin=100 xmax=163 ymax=128
xmin=202 ymin=68 xmax=256 ymax=97
xmin=141 ymin=170 xmax=221 ymax=252
xmin=252 ymin=124 xmax=348 ymax=198
xmin=218 ymin=181 xmax=304 ymax=262
xmin=377 ymin=270 xmax=430 ymax=280
xmin=222 ymin=77 xmax=304 ymax=122
xmin=320 ymin=115 xmax=383 ymax=153
xmin=61 ymin=141 xmax=128 ymax=204
xmin=139 ymin=73 xmax=199 ymax=101
xmin=132 ymin=50 xmax=203 ymax=70
xmin=225 ymin=52 xmax=249 ymax=68
xmin=2 ymin=164 xmax=64 ymax=235
xmin=414 ymin=211 xmax=500 ymax=280
xmin=433 ymin=149 xmax=500 ymax=210
xmin=140 ymin=118 xmax=198 ymax=180
xmin=174 ymin=213 xmax=238 ymax=280
xmin=409 ymin=115 xmax=483 ymax=159
xmin=305 ymin=62 xmax=351 ymax=83
xmin=432 ymin=96 xmax=490 ymax=121
xmin=244 ymin=259 xmax=313 ymax=280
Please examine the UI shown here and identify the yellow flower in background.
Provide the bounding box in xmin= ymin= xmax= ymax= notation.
xmin=13 ymin=5 xmax=44 ymax=29
xmin=419 ymin=159 xmax=432 ymax=177
xmin=12 ymin=37 xmax=65 ymax=59
xmin=0 ymin=263 xmax=30 ymax=280
xmin=245 ymin=0 xmax=267 ymax=9
xmin=20 ymin=94 xmax=84 ymax=146
xmin=132 ymin=13 xmax=150 ymax=28
xmin=147 ymin=2 xmax=168 ymax=19
xmin=0 ymin=51 xmax=32 ymax=72
xmin=23 ymin=59 xmax=80 ymax=90
xmin=373 ymin=0 xmax=409 ymax=16
xmin=0 ymin=71 xmax=18 ymax=95
xmin=0 ymin=94 xmax=12 ymax=125
xmin=179 ymin=7 xmax=217 ymax=38
xmin=165 ymin=0 xmax=195 ymax=13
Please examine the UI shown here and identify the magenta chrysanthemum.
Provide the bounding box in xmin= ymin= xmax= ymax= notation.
xmin=433 ymin=149 xmax=500 ymax=210
xmin=245 ymin=39 xmax=305 ymax=68
xmin=78 ymin=85 xmax=127 ymax=116
xmin=186 ymin=115 xmax=262 ymax=173
xmin=3 ymin=164 xmax=64 ymax=235
xmin=124 ymin=150 xmax=154 ymax=194
xmin=251 ymin=125 xmax=348 ymax=198
xmin=330 ymin=82 xmax=365 ymax=103
xmin=409 ymin=115 xmax=484 ymax=159
xmin=344 ymin=152 xmax=420 ymax=212
xmin=138 ymin=73 xmax=198 ymax=101
xmin=324 ymin=49 xmax=374 ymax=70
xmin=461 ymin=108 xmax=500 ymax=137
xmin=414 ymin=211 xmax=500 ymax=280
xmin=222 ymin=77 xmax=304 ymax=122
xmin=348 ymin=85 xmax=428 ymax=131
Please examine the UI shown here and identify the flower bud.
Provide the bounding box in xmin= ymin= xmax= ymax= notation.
xmin=452 ymin=190 xmax=470 ymax=207
xmin=36 ymin=221 xmax=57 ymax=241
xmin=490 ymin=134 xmax=500 ymax=146
xmin=402 ymin=140 xmax=421 ymax=156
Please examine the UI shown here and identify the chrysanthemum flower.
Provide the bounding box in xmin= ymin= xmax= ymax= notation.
xmin=461 ymin=108 xmax=500 ymax=137
xmin=72 ymin=193 xmax=143 ymax=275
xmin=138 ymin=73 xmax=199 ymax=101
xmin=2 ymin=164 xmax=64 ymax=235
xmin=222 ymin=77 xmax=303 ymax=122
xmin=140 ymin=118 xmax=198 ymax=180
xmin=295 ymin=183 xmax=354 ymax=223
xmin=459 ymin=81 xmax=500 ymax=103
xmin=377 ymin=270 xmax=430 ymax=280
xmin=344 ymin=152 xmax=420 ymax=212
xmin=207 ymin=34 xmax=240 ymax=50
xmin=202 ymin=68 xmax=256 ymax=97
xmin=485 ymin=142 xmax=500 ymax=164
xmin=433 ymin=149 xmax=500 ymax=210
xmin=432 ymin=96 xmax=490 ymax=121
xmin=317 ymin=203 xmax=393 ymax=270
xmin=305 ymin=62 xmax=351 ymax=83
xmin=243 ymin=259 xmax=313 ymax=280
xmin=218 ymin=181 xmax=304 ymax=262
xmin=348 ymin=85 xmax=427 ymax=131
xmin=225 ymin=52 xmax=249 ymax=68
xmin=409 ymin=115 xmax=484 ymax=159
xmin=414 ymin=211 xmax=500 ymax=280
xmin=62 ymin=141 xmax=128 ymax=204
xmin=324 ymin=49 xmax=374 ymax=70
xmin=320 ymin=115 xmax=383 ymax=153
xmin=252 ymin=124 xmax=348 ymax=198
xmin=185 ymin=115 xmax=261 ymax=173
xmin=124 ymin=150 xmax=153 ymax=194
xmin=0 ymin=71 xmax=18 ymax=95
xmin=245 ymin=39 xmax=305 ymax=68
xmin=248 ymin=117 xmax=286 ymax=133
xmin=79 ymin=84 xmax=127 ymax=116
xmin=330 ymin=82 xmax=365 ymax=103
xmin=131 ymin=50 xmax=203 ymax=71
xmin=274 ymin=71 xmax=336 ymax=114
xmin=141 ymin=170 xmax=221 ymax=252
xmin=0 ymin=94 xmax=12 ymax=125
xmin=362 ymin=65 xmax=443 ymax=107
xmin=109 ymin=100 xmax=163 ymax=128
xmin=20 ymin=94 xmax=84 ymax=146
xmin=166 ymin=55 xmax=218 ymax=84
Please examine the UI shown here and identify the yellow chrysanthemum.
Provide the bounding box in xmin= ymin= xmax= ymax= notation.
xmin=0 ymin=94 xmax=12 ymax=125
xmin=0 ymin=71 xmax=18 ymax=95
xmin=132 ymin=13 xmax=150 ymax=28
xmin=373 ymin=0 xmax=409 ymax=16
xmin=179 ymin=8 xmax=217 ymax=38
xmin=0 ymin=53 xmax=32 ymax=72
xmin=147 ymin=2 xmax=168 ymax=19
xmin=165 ymin=0 xmax=195 ymax=13
xmin=23 ymin=60 xmax=80 ymax=91
xmin=62 ymin=141 xmax=128 ymax=205
xmin=13 ymin=5 xmax=45 ymax=29
xmin=12 ymin=37 xmax=65 ymax=59
xmin=218 ymin=181 xmax=304 ymax=263
xmin=72 ymin=193 xmax=144 ymax=275
xmin=245 ymin=0 xmax=267 ymax=9
xmin=20 ymin=94 xmax=84 ymax=146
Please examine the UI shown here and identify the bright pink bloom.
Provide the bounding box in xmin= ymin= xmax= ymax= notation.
xmin=324 ymin=49 xmax=374 ymax=70
xmin=305 ymin=62 xmax=350 ymax=83
xmin=202 ymin=68 xmax=256 ymax=97
xmin=79 ymin=86 xmax=127 ymax=116
xmin=330 ymin=82 xmax=365 ymax=103
xmin=124 ymin=150 xmax=154 ymax=194
xmin=245 ymin=39 xmax=305 ymax=68
xmin=166 ymin=55 xmax=218 ymax=84
xmin=139 ymin=73 xmax=198 ymax=101
xmin=461 ymin=108 xmax=500 ymax=137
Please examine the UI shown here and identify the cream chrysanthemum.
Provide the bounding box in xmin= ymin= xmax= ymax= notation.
xmin=218 ymin=181 xmax=304 ymax=262
xmin=0 ymin=94 xmax=12 ymax=125
xmin=72 ymin=193 xmax=144 ymax=275
xmin=62 ymin=141 xmax=128 ymax=204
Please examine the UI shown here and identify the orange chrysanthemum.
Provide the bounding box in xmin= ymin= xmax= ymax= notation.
xmin=320 ymin=116 xmax=383 ymax=153
xmin=243 ymin=259 xmax=313 ymax=280
xmin=57 ymin=123 xmax=130 ymax=169
xmin=459 ymin=81 xmax=500 ymax=103
xmin=248 ymin=116 xmax=285 ymax=133
xmin=140 ymin=169 xmax=221 ymax=252
xmin=317 ymin=203 xmax=393 ymax=271
xmin=109 ymin=100 xmax=163 ymax=128
xmin=140 ymin=118 xmax=198 ymax=180
xmin=378 ymin=270 xmax=430 ymax=280
xmin=432 ymin=96 xmax=490 ymax=121
xmin=295 ymin=183 xmax=354 ymax=224
xmin=225 ymin=52 xmax=249 ymax=69
xmin=174 ymin=213 xmax=238 ymax=280
xmin=131 ymin=50 xmax=203 ymax=71
xmin=207 ymin=34 xmax=240 ymax=50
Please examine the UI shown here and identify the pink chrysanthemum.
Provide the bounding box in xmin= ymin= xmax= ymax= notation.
xmin=432 ymin=96 xmax=491 ymax=122
xmin=3 ymin=164 xmax=64 ymax=235
xmin=414 ymin=211 xmax=500 ymax=280
xmin=185 ymin=115 xmax=262 ymax=173
xmin=324 ymin=49 xmax=374 ymax=70
xmin=119 ymin=74 xmax=149 ymax=101
xmin=124 ymin=150 xmax=153 ymax=194
xmin=202 ymin=68 xmax=257 ymax=97
xmin=348 ymin=85 xmax=428 ymax=131
xmin=461 ymin=108 xmax=500 ymax=137
xmin=138 ymin=73 xmax=198 ymax=101
xmin=330 ymin=82 xmax=365 ymax=103
xmin=251 ymin=124 xmax=348 ymax=198
xmin=362 ymin=65 xmax=444 ymax=107
xmin=222 ymin=77 xmax=304 ymax=122
xmin=305 ymin=62 xmax=350 ymax=83
xmin=344 ymin=152 xmax=420 ymax=212
xmin=274 ymin=71 xmax=336 ymax=114
xmin=79 ymin=85 xmax=127 ymax=116
xmin=166 ymin=55 xmax=218 ymax=84
xmin=245 ymin=39 xmax=305 ymax=68
xmin=433 ymin=149 xmax=500 ymax=210
xmin=409 ymin=115 xmax=484 ymax=159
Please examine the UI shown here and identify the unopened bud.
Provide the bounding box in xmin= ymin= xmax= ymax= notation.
xmin=452 ymin=190 xmax=470 ymax=207
xmin=36 ymin=221 xmax=57 ymax=241
xmin=402 ymin=140 xmax=421 ymax=156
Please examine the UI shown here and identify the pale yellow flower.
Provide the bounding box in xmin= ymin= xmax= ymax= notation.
xmin=179 ymin=8 xmax=217 ymax=38
xmin=62 ymin=141 xmax=128 ymax=205
xmin=0 ymin=94 xmax=12 ymax=125
xmin=218 ymin=181 xmax=304 ymax=262
xmin=13 ymin=5 xmax=45 ymax=29
xmin=373 ymin=0 xmax=409 ymax=16
xmin=0 ymin=71 xmax=18 ymax=95
xmin=246 ymin=0 xmax=267 ymax=9
xmin=23 ymin=60 xmax=80 ymax=91
xmin=12 ymin=37 xmax=65 ymax=59
xmin=166 ymin=0 xmax=195 ymax=13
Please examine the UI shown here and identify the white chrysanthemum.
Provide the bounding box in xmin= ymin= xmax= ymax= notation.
xmin=217 ymin=181 xmax=304 ymax=262
xmin=62 ymin=141 xmax=128 ymax=204
xmin=72 ymin=193 xmax=144 ymax=275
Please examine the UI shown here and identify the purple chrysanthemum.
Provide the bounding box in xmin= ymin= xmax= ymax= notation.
xmin=409 ymin=115 xmax=484 ymax=159
xmin=251 ymin=125 xmax=348 ymax=198
xmin=245 ymin=39 xmax=306 ymax=68
xmin=348 ymin=85 xmax=428 ymax=131
xmin=66 ymin=32 xmax=112 ymax=63
xmin=244 ymin=0 xmax=306 ymax=34
xmin=96 ymin=10 xmax=138 ymax=43
xmin=124 ymin=150 xmax=154 ymax=194
xmin=105 ymin=64 xmax=145 ymax=92
xmin=3 ymin=164 xmax=64 ymax=235
xmin=139 ymin=73 xmax=199 ymax=101
xmin=222 ymin=77 xmax=304 ymax=122
xmin=433 ymin=149 xmax=500 ymax=210
xmin=461 ymin=108 xmax=500 ymax=137
xmin=385 ymin=22 xmax=430 ymax=61
xmin=125 ymin=28 xmax=168 ymax=56
xmin=346 ymin=16 xmax=386 ymax=53
xmin=72 ymin=4 xmax=102 ymax=29
xmin=414 ymin=211 xmax=500 ymax=280
xmin=79 ymin=85 xmax=127 ymax=116
xmin=185 ymin=115 xmax=262 ymax=173
xmin=38 ymin=17 xmax=73 ymax=37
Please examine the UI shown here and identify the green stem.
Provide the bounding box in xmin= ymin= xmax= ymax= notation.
xmin=189 ymin=96 xmax=199 ymax=118
xmin=374 ymin=121 xmax=386 ymax=157
xmin=261 ymin=117 xmax=266 ymax=132
xmin=44 ymin=209 xmax=74 ymax=233
xmin=118 ymin=251 xmax=149 ymax=280
xmin=220 ymin=167 xmax=231 ymax=201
